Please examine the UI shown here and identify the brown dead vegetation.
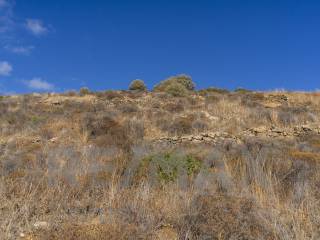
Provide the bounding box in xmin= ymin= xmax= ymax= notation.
xmin=0 ymin=90 xmax=320 ymax=239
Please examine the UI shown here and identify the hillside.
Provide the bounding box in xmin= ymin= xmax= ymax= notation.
xmin=1 ymin=87 xmax=320 ymax=239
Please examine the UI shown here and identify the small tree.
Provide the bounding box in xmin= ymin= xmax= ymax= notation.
xmin=80 ymin=87 xmax=90 ymax=96
xmin=129 ymin=79 xmax=147 ymax=91
xmin=153 ymin=74 xmax=195 ymax=97
xmin=154 ymin=74 xmax=195 ymax=92
xmin=165 ymin=82 xmax=188 ymax=97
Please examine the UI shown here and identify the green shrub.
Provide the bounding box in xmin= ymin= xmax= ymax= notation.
xmin=129 ymin=79 xmax=147 ymax=91
xmin=135 ymin=152 xmax=202 ymax=184
xmin=165 ymin=82 xmax=188 ymax=97
xmin=154 ymin=74 xmax=195 ymax=93
xmin=79 ymin=87 xmax=90 ymax=96
xmin=156 ymin=153 xmax=202 ymax=183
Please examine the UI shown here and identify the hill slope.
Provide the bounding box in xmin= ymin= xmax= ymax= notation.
xmin=1 ymin=90 xmax=320 ymax=239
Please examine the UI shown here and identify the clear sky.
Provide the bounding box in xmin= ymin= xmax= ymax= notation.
xmin=0 ymin=0 xmax=319 ymax=94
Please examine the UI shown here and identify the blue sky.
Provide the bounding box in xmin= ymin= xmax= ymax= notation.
xmin=0 ymin=0 xmax=319 ymax=94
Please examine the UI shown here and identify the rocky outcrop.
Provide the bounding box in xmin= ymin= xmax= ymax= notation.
xmin=153 ymin=124 xmax=320 ymax=145
xmin=156 ymin=131 xmax=239 ymax=145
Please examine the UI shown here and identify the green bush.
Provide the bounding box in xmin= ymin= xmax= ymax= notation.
xmin=129 ymin=79 xmax=147 ymax=91
xmin=154 ymin=74 xmax=195 ymax=94
xmin=79 ymin=87 xmax=90 ymax=96
xmin=135 ymin=152 xmax=202 ymax=184
xmin=165 ymin=82 xmax=188 ymax=97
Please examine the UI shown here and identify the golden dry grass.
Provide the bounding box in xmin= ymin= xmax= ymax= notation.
xmin=0 ymin=90 xmax=320 ymax=239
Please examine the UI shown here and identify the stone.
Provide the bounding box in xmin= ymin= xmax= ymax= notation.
xmin=33 ymin=221 xmax=49 ymax=229
xmin=193 ymin=135 xmax=203 ymax=141
xmin=32 ymin=138 xmax=41 ymax=144
xmin=49 ymin=137 xmax=58 ymax=143
xmin=301 ymin=125 xmax=313 ymax=132
xmin=252 ymin=126 xmax=268 ymax=134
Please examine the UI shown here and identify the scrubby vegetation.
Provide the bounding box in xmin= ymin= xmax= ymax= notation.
xmin=154 ymin=74 xmax=195 ymax=96
xmin=1 ymin=79 xmax=320 ymax=239
xmin=79 ymin=87 xmax=91 ymax=96
xmin=129 ymin=79 xmax=147 ymax=91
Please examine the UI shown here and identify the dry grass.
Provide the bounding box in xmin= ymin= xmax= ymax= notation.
xmin=1 ymin=90 xmax=320 ymax=239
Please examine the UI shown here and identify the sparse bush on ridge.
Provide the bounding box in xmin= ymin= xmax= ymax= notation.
xmin=199 ymin=87 xmax=230 ymax=95
xmin=129 ymin=79 xmax=147 ymax=91
xmin=153 ymin=74 xmax=195 ymax=96
xmin=165 ymin=81 xmax=188 ymax=97
xmin=154 ymin=74 xmax=195 ymax=91
xmin=79 ymin=87 xmax=90 ymax=96
xmin=234 ymin=87 xmax=253 ymax=93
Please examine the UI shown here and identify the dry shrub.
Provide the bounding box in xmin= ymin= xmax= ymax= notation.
xmin=163 ymin=99 xmax=186 ymax=113
xmin=240 ymin=92 xmax=265 ymax=107
xmin=33 ymin=222 xmax=143 ymax=240
xmin=168 ymin=116 xmax=194 ymax=136
xmin=247 ymin=107 xmax=274 ymax=125
xmin=83 ymin=113 xmax=129 ymax=149
xmin=118 ymin=103 xmax=139 ymax=114
xmin=277 ymin=106 xmax=315 ymax=126
xmin=100 ymin=90 xmax=123 ymax=100
xmin=205 ymin=94 xmax=221 ymax=106
xmin=290 ymin=150 xmax=320 ymax=165
xmin=83 ymin=113 xmax=144 ymax=153
xmin=192 ymin=119 xmax=208 ymax=133
xmin=185 ymin=195 xmax=277 ymax=240
xmin=308 ymin=137 xmax=320 ymax=148
xmin=155 ymin=113 xmax=173 ymax=133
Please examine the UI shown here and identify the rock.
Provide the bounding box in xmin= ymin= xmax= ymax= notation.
xmin=251 ymin=126 xmax=268 ymax=134
xmin=203 ymin=136 xmax=213 ymax=142
xmin=271 ymin=127 xmax=284 ymax=134
xmin=32 ymin=138 xmax=41 ymax=144
xmin=193 ymin=135 xmax=203 ymax=141
xmin=49 ymin=137 xmax=58 ymax=143
xmin=301 ymin=125 xmax=313 ymax=132
xmin=171 ymin=136 xmax=179 ymax=142
xmin=207 ymin=133 xmax=216 ymax=139
xmin=192 ymin=139 xmax=202 ymax=143
xmin=52 ymin=100 xmax=62 ymax=105
xmin=181 ymin=135 xmax=193 ymax=141
xmin=33 ymin=221 xmax=49 ymax=229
